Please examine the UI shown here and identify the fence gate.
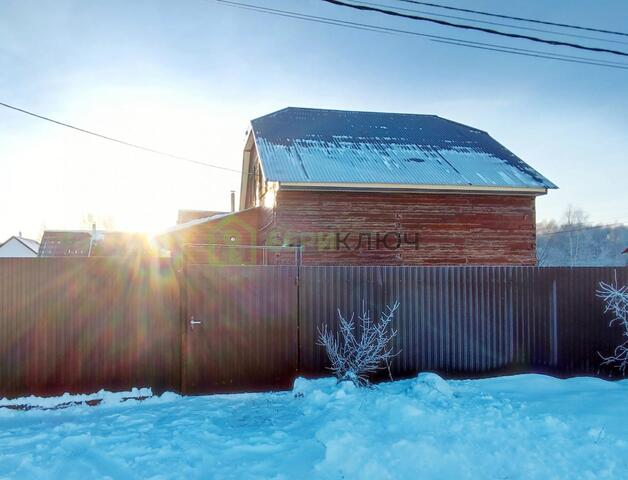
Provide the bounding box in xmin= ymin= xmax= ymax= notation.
xmin=181 ymin=265 xmax=299 ymax=394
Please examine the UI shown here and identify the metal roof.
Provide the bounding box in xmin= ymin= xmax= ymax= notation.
xmin=39 ymin=231 xmax=92 ymax=257
xmin=250 ymin=107 xmax=557 ymax=190
xmin=16 ymin=237 xmax=40 ymax=254
xmin=0 ymin=236 xmax=40 ymax=255
xmin=38 ymin=230 xmax=148 ymax=257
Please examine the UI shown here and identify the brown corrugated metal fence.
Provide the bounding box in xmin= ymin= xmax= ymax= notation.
xmin=299 ymin=266 xmax=628 ymax=378
xmin=0 ymin=261 xmax=626 ymax=398
xmin=181 ymin=265 xmax=298 ymax=393
xmin=0 ymin=258 xmax=180 ymax=398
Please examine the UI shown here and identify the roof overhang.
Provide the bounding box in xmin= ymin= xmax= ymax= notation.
xmin=277 ymin=181 xmax=548 ymax=196
xmin=239 ymin=130 xmax=256 ymax=210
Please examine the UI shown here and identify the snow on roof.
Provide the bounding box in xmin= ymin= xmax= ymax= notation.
xmin=156 ymin=207 xmax=261 ymax=238
xmin=156 ymin=212 xmax=234 ymax=236
xmin=250 ymin=107 xmax=557 ymax=190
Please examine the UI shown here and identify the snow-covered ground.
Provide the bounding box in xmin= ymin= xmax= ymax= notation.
xmin=1 ymin=374 xmax=627 ymax=479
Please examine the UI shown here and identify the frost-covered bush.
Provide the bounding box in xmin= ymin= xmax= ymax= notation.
xmin=317 ymin=301 xmax=400 ymax=387
xmin=597 ymin=281 xmax=628 ymax=375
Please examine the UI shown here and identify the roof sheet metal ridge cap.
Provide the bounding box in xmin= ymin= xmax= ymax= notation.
xmin=16 ymin=237 xmax=40 ymax=253
xmin=250 ymin=106 xmax=293 ymax=124
xmin=251 ymin=107 xmax=488 ymax=134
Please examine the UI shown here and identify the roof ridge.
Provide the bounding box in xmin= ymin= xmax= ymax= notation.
xmin=257 ymin=106 xmax=440 ymax=118
xmin=0 ymin=235 xmax=40 ymax=254
xmin=15 ymin=236 xmax=40 ymax=254
xmin=252 ymin=107 xmax=487 ymax=134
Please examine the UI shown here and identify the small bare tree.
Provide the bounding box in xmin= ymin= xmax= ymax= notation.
xmin=596 ymin=281 xmax=628 ymax=375
xmin=317 ymin=300 xmax=400 ymax=387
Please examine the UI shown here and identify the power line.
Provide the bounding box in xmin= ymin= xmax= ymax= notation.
xmin=320 ymin=0 xmax=628 ymax=57
xmin=394 ymin=0 xmax=628 ymax=38
xmin=3 ymin=107 xmax=623 ymax=219
xmin=216 ymin=1 xmax=628 ymax=70
xmin=0 ymin=101 xmax=243 ymax=174
xmin=230 ymin=2 xmax=393 ymax=35
xmin=430 ymin=39 xmax=628 ymax=69
xmin=354 ymin=1 xmax=628 ymax=46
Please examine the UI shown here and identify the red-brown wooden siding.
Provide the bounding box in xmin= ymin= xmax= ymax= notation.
xmin=161 ymin=208 xmax=261 ymax=265
xmin=262 ymin=190 xmax=537 ymax=266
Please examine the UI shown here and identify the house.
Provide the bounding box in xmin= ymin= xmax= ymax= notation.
xmin=39 ymin=229 xmax=151 ymax=257
xmin=161 ymin=107 xmax=557 ymax=266
xmin=157 ymin=208 xmax=262 ymax=265
xmin=0 ymin=235 xmax=40 ymax=257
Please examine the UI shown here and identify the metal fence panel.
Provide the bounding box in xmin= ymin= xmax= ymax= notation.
xmin=299 ymin=266 xmax=628 ymax=378
xmin=0 ymin=261 xmax=626 ymax=399
xmin=0 ymin=258 xmax=180 ymax=398
xmin=181 ymin=265 xmax=298 ymax=393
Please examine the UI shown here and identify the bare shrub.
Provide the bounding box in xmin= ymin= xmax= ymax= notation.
xmin=596 ymin=281 xmax=628 ymax=375
xmin=317 ymin=301 xmax=400 ymax=387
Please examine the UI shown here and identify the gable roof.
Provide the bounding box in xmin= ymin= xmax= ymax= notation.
xmin=249 ymin=107 xmax=556 ymax=192
xmin=0 ymin=236 xmax=40 ymax=255
xmin=16 ymin=236 xmax=40 ymax=254
xmin=38 ymin=230 xmax=149 ymax=257
xmin=39 ymin=231 xmax=93 ymax=257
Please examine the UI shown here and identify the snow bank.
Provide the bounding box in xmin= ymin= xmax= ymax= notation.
xmin=0 ymin=374 xmax=627 ymax=479
xmin=0 ymin=387 xmax=155 ymax=410
xmin=409 ymin=372 xmax=455 ymax=400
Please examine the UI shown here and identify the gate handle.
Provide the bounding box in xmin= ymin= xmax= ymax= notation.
xmin=190 ymin=316 xmax=201 ymax=326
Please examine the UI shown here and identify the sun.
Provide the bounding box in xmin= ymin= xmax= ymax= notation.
xmin=3 ymin=87 xmax=244 ymax=240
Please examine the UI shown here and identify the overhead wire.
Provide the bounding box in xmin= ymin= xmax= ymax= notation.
xmin=394 ymin=0 xmax=628 ymax=38
xmin=319 ymin=0 xmax=628 ymax=57
xmin=216 ymin=0 xmax=628 ymax=70
xmin=0 ymin=101 xmax=244 ymax=174
xmin=353 ymin=0 xmax=628 ymax=45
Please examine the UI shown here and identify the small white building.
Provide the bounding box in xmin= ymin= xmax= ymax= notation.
xmin=0 ymin=235 xmax=40 ymax=258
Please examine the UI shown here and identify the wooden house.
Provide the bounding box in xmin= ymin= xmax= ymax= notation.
xmin=161 ymin=107 xmax=557 ymax=266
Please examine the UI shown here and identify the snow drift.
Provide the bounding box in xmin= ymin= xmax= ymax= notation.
xmin=1 ymin=374 xmax=627 ymax=479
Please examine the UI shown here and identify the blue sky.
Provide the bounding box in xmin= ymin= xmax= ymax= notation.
xmin=1 ymin=0 xmax=627 ymax=240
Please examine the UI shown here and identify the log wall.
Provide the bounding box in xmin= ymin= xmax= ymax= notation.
xmin=263 ymin=190 xmax=537 ymax=265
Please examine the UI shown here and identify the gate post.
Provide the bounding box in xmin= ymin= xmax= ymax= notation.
xmin=296 ymin=247 xmax=302 ymax=375
xmin=550 ymin=278 xmax=558 ymax=368
xmin=177 ymin=257 xmax=187 ymax=394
